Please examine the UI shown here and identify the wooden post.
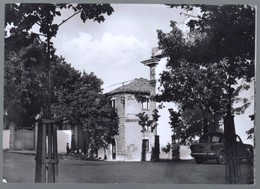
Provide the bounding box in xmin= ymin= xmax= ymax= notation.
xmin=53 ymin=123 xmax=58 ymax=182
xmin=34 ymin=122 xmax=38 ymax=151
xmin=41 ymin=122 xmax=46 ymax=183
xmin=47 ymin=123 xmax=53 ymax=182
xmin=35 ymin=119 xmax=59 ymax=183
xmin=35 ymin=120 xmax=42 ymax=183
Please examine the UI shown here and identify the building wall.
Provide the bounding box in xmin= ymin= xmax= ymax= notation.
xmin=109 ymin=93 xmax=155 ymax=161
xmin=124 ymin=121 xmax=143 ymax=161
xmin=111 ymin=94 xmax=126 ymax=160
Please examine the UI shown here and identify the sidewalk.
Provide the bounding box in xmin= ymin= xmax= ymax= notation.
xmin=3 ymin=149 xmax=36 ymax=155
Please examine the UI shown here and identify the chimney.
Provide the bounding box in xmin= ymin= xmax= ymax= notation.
xmin=140 ymin=48 xmax=160 ymax=96
xmin=140 ymin=48 xmax=161 ymax=135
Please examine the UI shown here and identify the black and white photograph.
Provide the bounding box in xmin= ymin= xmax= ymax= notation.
xmin=2 ymin=1 xmax=256 ymax=185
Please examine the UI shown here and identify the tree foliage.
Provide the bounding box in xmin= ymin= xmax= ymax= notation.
xmin=5 ymin=2 xmax=114 ymax=118
xmin=4 ymin=31 xmax=47 ymax=127
xmin=4 ymin=42 xmax=119 ymax=151
xmin=52 ymin=67 xmax=119 ymax=154
xmin=4 ymin=3 xmax=118 ymax=152
xmin=157 ymin=5 xmax=255 ymax=143
xmin=5 ymin=3 xmax=114 ymax=37
xmin=136 ymin=109 xmax=160 ymax=133
xmin=161 ymin=143 xmax=171 ymax=154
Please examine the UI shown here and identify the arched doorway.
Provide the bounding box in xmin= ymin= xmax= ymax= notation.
xmin=111 ymin=138 xmax=116 ymax=159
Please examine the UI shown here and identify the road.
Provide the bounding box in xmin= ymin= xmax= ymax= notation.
xmin=3 ymin=152 xmax=254 ymax=184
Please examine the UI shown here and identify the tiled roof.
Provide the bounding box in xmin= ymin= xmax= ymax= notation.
xmin=106 ymin=78 xmax=150 ymax=96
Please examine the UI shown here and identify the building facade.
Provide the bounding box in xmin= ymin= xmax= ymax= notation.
xmin=105 ymin=78 xmax=156 ymax=161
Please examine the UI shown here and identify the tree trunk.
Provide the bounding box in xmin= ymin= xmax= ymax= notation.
xmin=224 ymin=113 xmax=241 ymax=183
xmin=203 ymin=117 xmax=208 ymax=134
xmin=83 ymin=131 xmax=90 ymax=155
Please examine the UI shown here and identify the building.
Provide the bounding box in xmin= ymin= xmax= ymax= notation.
xmin=105 ymin=78 xmax=153 ymax=161
xmin=104 ymin=49 xmax=161 ymax=161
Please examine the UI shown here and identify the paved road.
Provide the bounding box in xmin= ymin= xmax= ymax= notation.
xmin=3 ymin=152 xmax=254 ymax=184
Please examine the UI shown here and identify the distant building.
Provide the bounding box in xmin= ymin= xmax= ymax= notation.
xmin=104 ymin=49 xmax=161 ymax=161
xmin=105 ymin=78 xmax=154 ymax=161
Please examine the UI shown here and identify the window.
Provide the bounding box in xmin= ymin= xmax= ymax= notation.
xmin=111 ymin=99 xmax=115 ymax=109
xmin=212 ymin=135 xmax=220 ymax=143
xmin=121 ymin=97 xmax=125 ymax=107
xmin=142 ymin=101 xmax=149 ymax=110
xmin=200 ymin=134 xmax=210 ymax=143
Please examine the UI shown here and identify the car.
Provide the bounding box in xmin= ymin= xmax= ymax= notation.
xmin=190 ymin=132 xmax=253 ymax=164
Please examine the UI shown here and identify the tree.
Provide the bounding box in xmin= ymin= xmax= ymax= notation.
xmin=169 ymin=107 xmax=223 ymax=146
xmin=246 ymin=114 xmax=255 ymax=140
xmin=158 ymin=4 xmax=255 ymax=183
xmin=136 ymin=109 xmax=160 ymax=161
xmin=4 ymin=30 xmax=47 ymax=127
xmin=168 ymin=109 xmax=183 ymax=159
xmin=183 ymin=5 xmax=255 ymax=184
xmin=136 ymin=109 xmax=160 ymax=134
xmin=5 ymin=3 xmax=115 ymax=182
xmin=161 ymin=143 xmax=172 ymax=159
xmin=161 ymin=143 xmax=171 ymax=154
xmin=51 ymin=64 xmax=119 ymax=156
xmin=157 ymin=22 xmax=229 ymax=134
xmin=5 ymin=3 xmax=114 ymax=118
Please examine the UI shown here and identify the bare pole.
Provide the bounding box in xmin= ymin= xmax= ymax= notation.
xmin=47 ymin=31 xmax=51 ymax=119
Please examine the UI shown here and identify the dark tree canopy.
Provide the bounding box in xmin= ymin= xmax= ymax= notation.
xmin=157 ymin=4 xmax=255 ymax=113
xmin=52 ymin=65 xmax=119 ymax=154
xmin=4 ymin=3 xmax=118 ymax=150
xmin=157 ymin=4 xmax=255 ymax=144
xmin=5 ymin=3 xmax=114 ymax=37
xmin=4 ymin=32 xmax=47 ymax=127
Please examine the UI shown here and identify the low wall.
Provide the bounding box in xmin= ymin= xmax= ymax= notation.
xmin=3 ymin=130 xmax=10 ymax=149
xmin=14 ymin=128 xmax=35 ymax=150
xmin=3 ymin=129 xmax=71 ymax=154
xmin=57 ymin=130 xmax=71 ymax=153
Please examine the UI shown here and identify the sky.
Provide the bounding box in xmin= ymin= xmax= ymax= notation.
xmin=33 ymin=4 xmax=254 ymax=158
xmin=51 ymin=4 xmax=191 ymax=91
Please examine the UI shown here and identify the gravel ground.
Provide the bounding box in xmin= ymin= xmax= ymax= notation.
xmin=3 ymin=152 xmax=254 ymax=184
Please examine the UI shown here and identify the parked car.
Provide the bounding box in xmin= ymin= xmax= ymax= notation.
xmin=190 ymin=132 xmax=253 ymax=164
